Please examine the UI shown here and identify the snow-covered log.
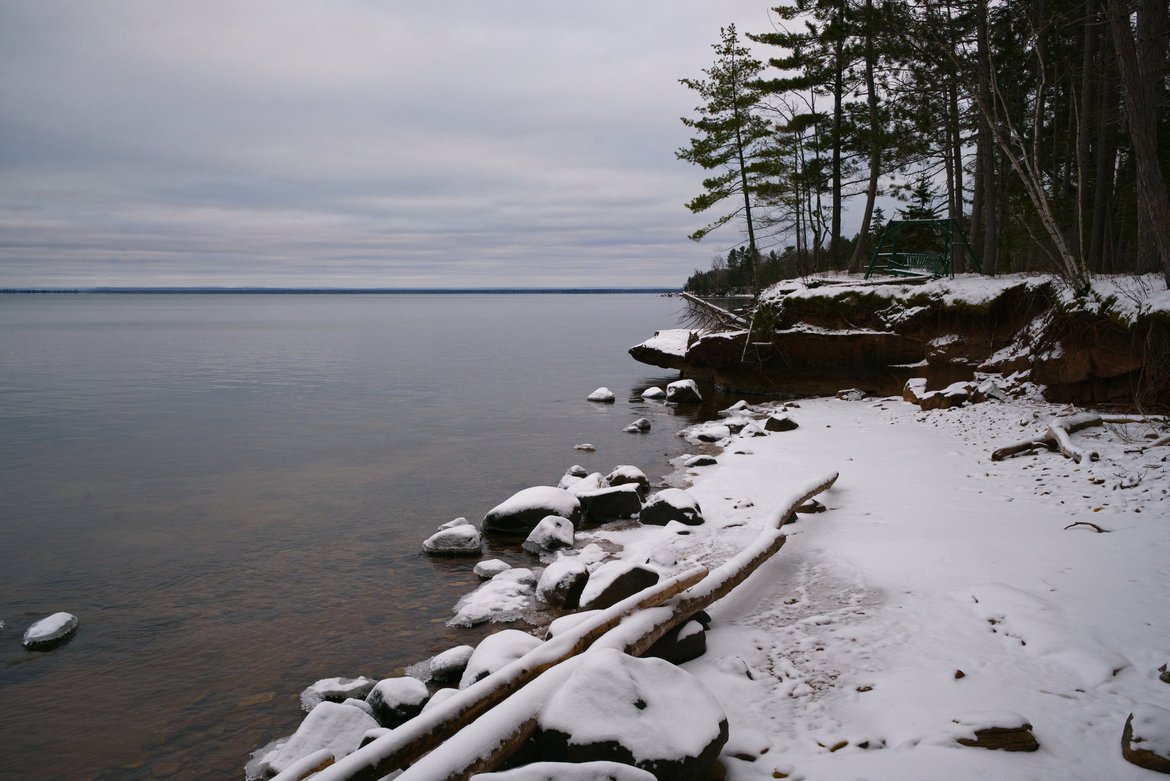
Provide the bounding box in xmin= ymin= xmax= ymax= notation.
xmin=312 ymin=566 xmax=708 ymax=781
xmin=991 ymin=414 xmax=1149 ymax=463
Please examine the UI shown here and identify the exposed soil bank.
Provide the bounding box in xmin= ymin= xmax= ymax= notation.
xmin=631 ymin=275 xmax=1170 ymax=409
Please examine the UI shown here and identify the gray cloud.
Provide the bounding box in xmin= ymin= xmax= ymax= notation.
xmin=0 ymin=1 xmax=773 ymax=287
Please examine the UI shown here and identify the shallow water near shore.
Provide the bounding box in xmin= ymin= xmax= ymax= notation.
xmin=0 ymin=292 xmax=738 ymax=780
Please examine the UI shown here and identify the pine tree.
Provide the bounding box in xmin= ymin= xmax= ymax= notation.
xmin=678 ymin=25 xmax=772 ymax=292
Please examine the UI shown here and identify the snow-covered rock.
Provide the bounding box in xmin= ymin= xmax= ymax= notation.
xmin=365 ymin=676 xmax=430 ymax=728
xmin=1122 ymin=703 xmax=1170 ymax=773
xmin=577 ymin=484 xmax=642 ymax=524
xmin=449 ymin=568 xmax=537 ymax=627
xmin=471 ymin=760 xmax=656 ymax=781
xmin=684 ymin=454 xmax=717 ymax=467
xmin=587 ymin=387 xmax=616 ymax=403
xmin=427 ymin=644 xmax=475 ymax=685
xmin=578 ymin=561 xmax=659 ymax=611
xmin=421 ymin=687 xmax=460 ymax=714
xmin=640 ymin=386 xmax=666 ymax=400
xmin=460 ymin=629 xmax=542 ymax=688
xmin=604 ymin=465 xmax=650 ymax=497
xmin=645 ymin=619 xmax=708 ymax=666
xmin=536 ymin=558 xmax=589 ymax=609
xmin=473 ymin=559 xmax=511 ymax=580
xmin=299 ymin=676 xmax=377 ymax=712
xmin=534 ymin=648 xmax=728 ymax=779
xmin=665 ymin=379 xmax=702 ymax=403
xmin=574 ymin=443 xmax=596 ymax=452
xmin=763 ymin=414 xmax=798 ymax=432
xmin=482 ymin=486 xmax=582 ymax=535
xmin=836 ymin=388 xmax=866 ymax=401
xmin=950 ymin=711 xmax=1039 ymax=751
xmin=523 ymin=516 xmax=575 ymax=555
xmin=624 ymin=418 xmax=651 ymax=433
xmin=22 ymin=612 xmax=78 ymax=650
xmin=639 ymin=488 xmax=704 ymax=526
xmin=247 ymin=701 xmax=378 ymax=780
xmin=423 ymin=524 xmax=483 ymax=556
xmin=565 ymin=472 xmax=607 ymax=497
xmin=438 ymin=516 xmax=472 ymax=530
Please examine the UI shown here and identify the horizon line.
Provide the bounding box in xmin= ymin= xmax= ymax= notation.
xmin=1 ymin=286 xmax=682 ymax=295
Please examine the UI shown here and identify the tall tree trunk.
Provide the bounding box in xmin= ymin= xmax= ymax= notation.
xmin=975 ymin=0 xmax=999 ymax=275
xmin=830 ymin=0 xmax=846 ymax=270
xmin=1107 ymin=0 xmax=1170 ymax=285
xmin=849 ymin=0 xmax=882 ymax=273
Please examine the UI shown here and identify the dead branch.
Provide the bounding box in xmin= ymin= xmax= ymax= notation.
xmin=1064 ymin=521 xmax=1110 ymax=533
xmin=679 ymin=292 xmax=752 ymax=329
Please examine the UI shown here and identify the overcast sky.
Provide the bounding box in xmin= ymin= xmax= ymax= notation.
xmin=0 ymin=2 xmax=784 ymax=288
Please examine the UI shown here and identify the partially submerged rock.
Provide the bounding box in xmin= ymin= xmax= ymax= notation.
xmin=523 ymin=516 xmax=575 ymax=555
xmin=450 ymin=568 xmax=537 ymax=627
xmin=427 ymin=645 xmax=475 ymax=685
xmin=534 ymin=648 xmax=728 ymax=780
xmin=640 ymin=489 xmax=704 ymax=527
xmin=483 ymin=486 xmax=582 ymax=535
xmin=623 ymin=418 xmax=651 ymax=433
xmin=423 ymin=524 xmax=483 ymax=556
xmin=605 ymin=465 xmax=651 ymax=498
xmin=365 ymin=676 xmax=430 ymax=728
xmin=640 ymin=386 xmax=667 ymax=400
xmin=474 ymin=559 xmax=512 ymax=580
xmin=299 ymin=676 xmax=377 ymax=712
xmin=587 ymin=387 xmax=616 ymax=403
xmin=1122 ymin=704 xmax=1170 ymax=773
xmin=22 ymin=612 xmax=79 ymax=650
xmin=665 ymin=379 xmax=703 ymax=403
xmin=247 ymin=701 xmax=378 ymax=780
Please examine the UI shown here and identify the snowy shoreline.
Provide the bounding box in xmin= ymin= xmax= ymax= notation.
xmin=251 ymin=387 xmax=1169 ymax=779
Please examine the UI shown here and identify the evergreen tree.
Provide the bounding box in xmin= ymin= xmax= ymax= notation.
xmin=678 ymin=25 xmax=772 ymax=292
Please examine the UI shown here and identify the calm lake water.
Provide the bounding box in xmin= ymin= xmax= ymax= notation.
xmin=0 ymin=292 xmax=733 ymax=780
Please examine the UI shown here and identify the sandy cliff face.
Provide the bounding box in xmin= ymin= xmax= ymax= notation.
xmin=632 ymin=276 xmax=1170 ymax=407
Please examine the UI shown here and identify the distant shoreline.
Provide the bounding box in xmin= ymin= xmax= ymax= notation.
xmin=0 ymin=287 xmax=679 ymax=296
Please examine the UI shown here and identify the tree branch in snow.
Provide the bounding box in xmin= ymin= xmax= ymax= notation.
xmin=991 ymin=414 xmax=1151 ymax=463
xmin=1064 ymin=521 xmax=1110 ymax=533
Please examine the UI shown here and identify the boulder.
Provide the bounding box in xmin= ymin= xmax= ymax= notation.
xmin=536 ymin=558 xmax=590 ymax=609
xmin=587 ymin=387 xmax=616 ymax=403
xmin=763 ymin=414 xmax=798 ymax=432
xmin=474 ymin=559 xmax=512 ymax=579
xmin=665 ymin=379 xmax=703 ymax=403
xmin=566 ymin=472 xmax=608 ymax=497
xmin=299 ymin=676 xmax=377 ymax=712
xmin=427 ymin=644 xmax=475 ymax=685
xmin=1160 ymin=663 xmax=1170 ymax=684
xmin=641 ymin=386 xmax=667 ymax=400
xmin=836 ymin=388 xmax=866 ymax=401
xmin=578 ymin=485 xmax=643 ymax=523
xmin=22 ymin=612 xmax=79 ymax=650
xmin=423 ymin=525 xmax=483 ymax=556
xmin=438 ymin=516 xmax=472 ymax=530
xmin=623 ymin=418 xmax=652 ymax=433
xmin=566 ymin=464 xmax=590 ymax=478
xmin=534 ymin=648 xmax=728 ymax=780
xmin=903 ymin=377 xmax=928 ymax=404
xmin=640 ymin=489 xmax=704 ymax=527
xmin=460 ymin=629 xmax=543 ymax=688
xmin=483 ymin=487 xmax=582 ymax=536
xmin=471 ymin=760 xmax=656 ymax=781
xmin=683 ymin=455 xmax=717 ymax=468
xmin=449 ymin=568 xmax=537 ymax=628
xmin=578 ymin=561 xmax=660 ymax=611
xmin=951 ymin=712 xmax=1039 ymax=752
xmin=627 ymin=330 xmax=695 ymax=372
xmin=1122 ymin=704 xmax=1170 ymax=773
xmin=523 ymin=516 xmax=576 ymax=555
xmin=247 ymin=701 xmax=379 ymax=779
xmin=365 ymin=677 xmax=430 ymax=728
xmin=605 ymin=465 xmax=651 ymax=498
xmin=644 ymin=619 xmax=707 ymax=665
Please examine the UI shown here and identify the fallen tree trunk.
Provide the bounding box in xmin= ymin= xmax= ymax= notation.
xmin=390 ymin=471 xmax=840 ymax=781
xmin=680 ymin=292 xmax=751 ymax=329
xmin=313 ymin=566 xmax=708 ymax=781
xmin=991 ymin=414 xmax=1150 ymax=463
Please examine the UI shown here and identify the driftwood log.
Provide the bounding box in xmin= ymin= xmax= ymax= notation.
xmin=991 ymin=414 xmax=1152 ymax=463
xmin=380 ymin=472 xmax=841 ymax=781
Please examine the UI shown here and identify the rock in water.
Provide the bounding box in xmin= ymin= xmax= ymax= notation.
xmin=1122 ymin=704 xmax=1170 ymax=773
xmin=587 ymin=387 xmax=616 ymax=403
xmin=473 ymin=559 xmax=512 ymax=579
xmin=427 ymin=645 xmax=475 ymax=685
xmin=300 ymin=676 xmax=377 ymax=712
xmin=641 ymin=386 xmax=667 ymax=400
xmin=534 ymin=648 xmax=728 ymax=780
xmin=471 ymin=760 xmax=656 ymax=780
xmin=665 ymin=379 xmax=703 ymax=403
xmin=423 ymin=524 xmax=483 ymax=556
xmin=605 ymin=465 xmax=650 ymax=498
xmin=22 ymin=612 xmax=79 ymax=650
xmin=523 ymin=516 xmax=575 ymax=555
xmin=365 ymin=677 xmax=430 ymax=728
xmin=640 ymin=488 xmax=704 ymax=526
xmin=483 ymin=486 xmax=582 ymax=536
xmin=248 ymin=701 xmax=379 ymax=779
